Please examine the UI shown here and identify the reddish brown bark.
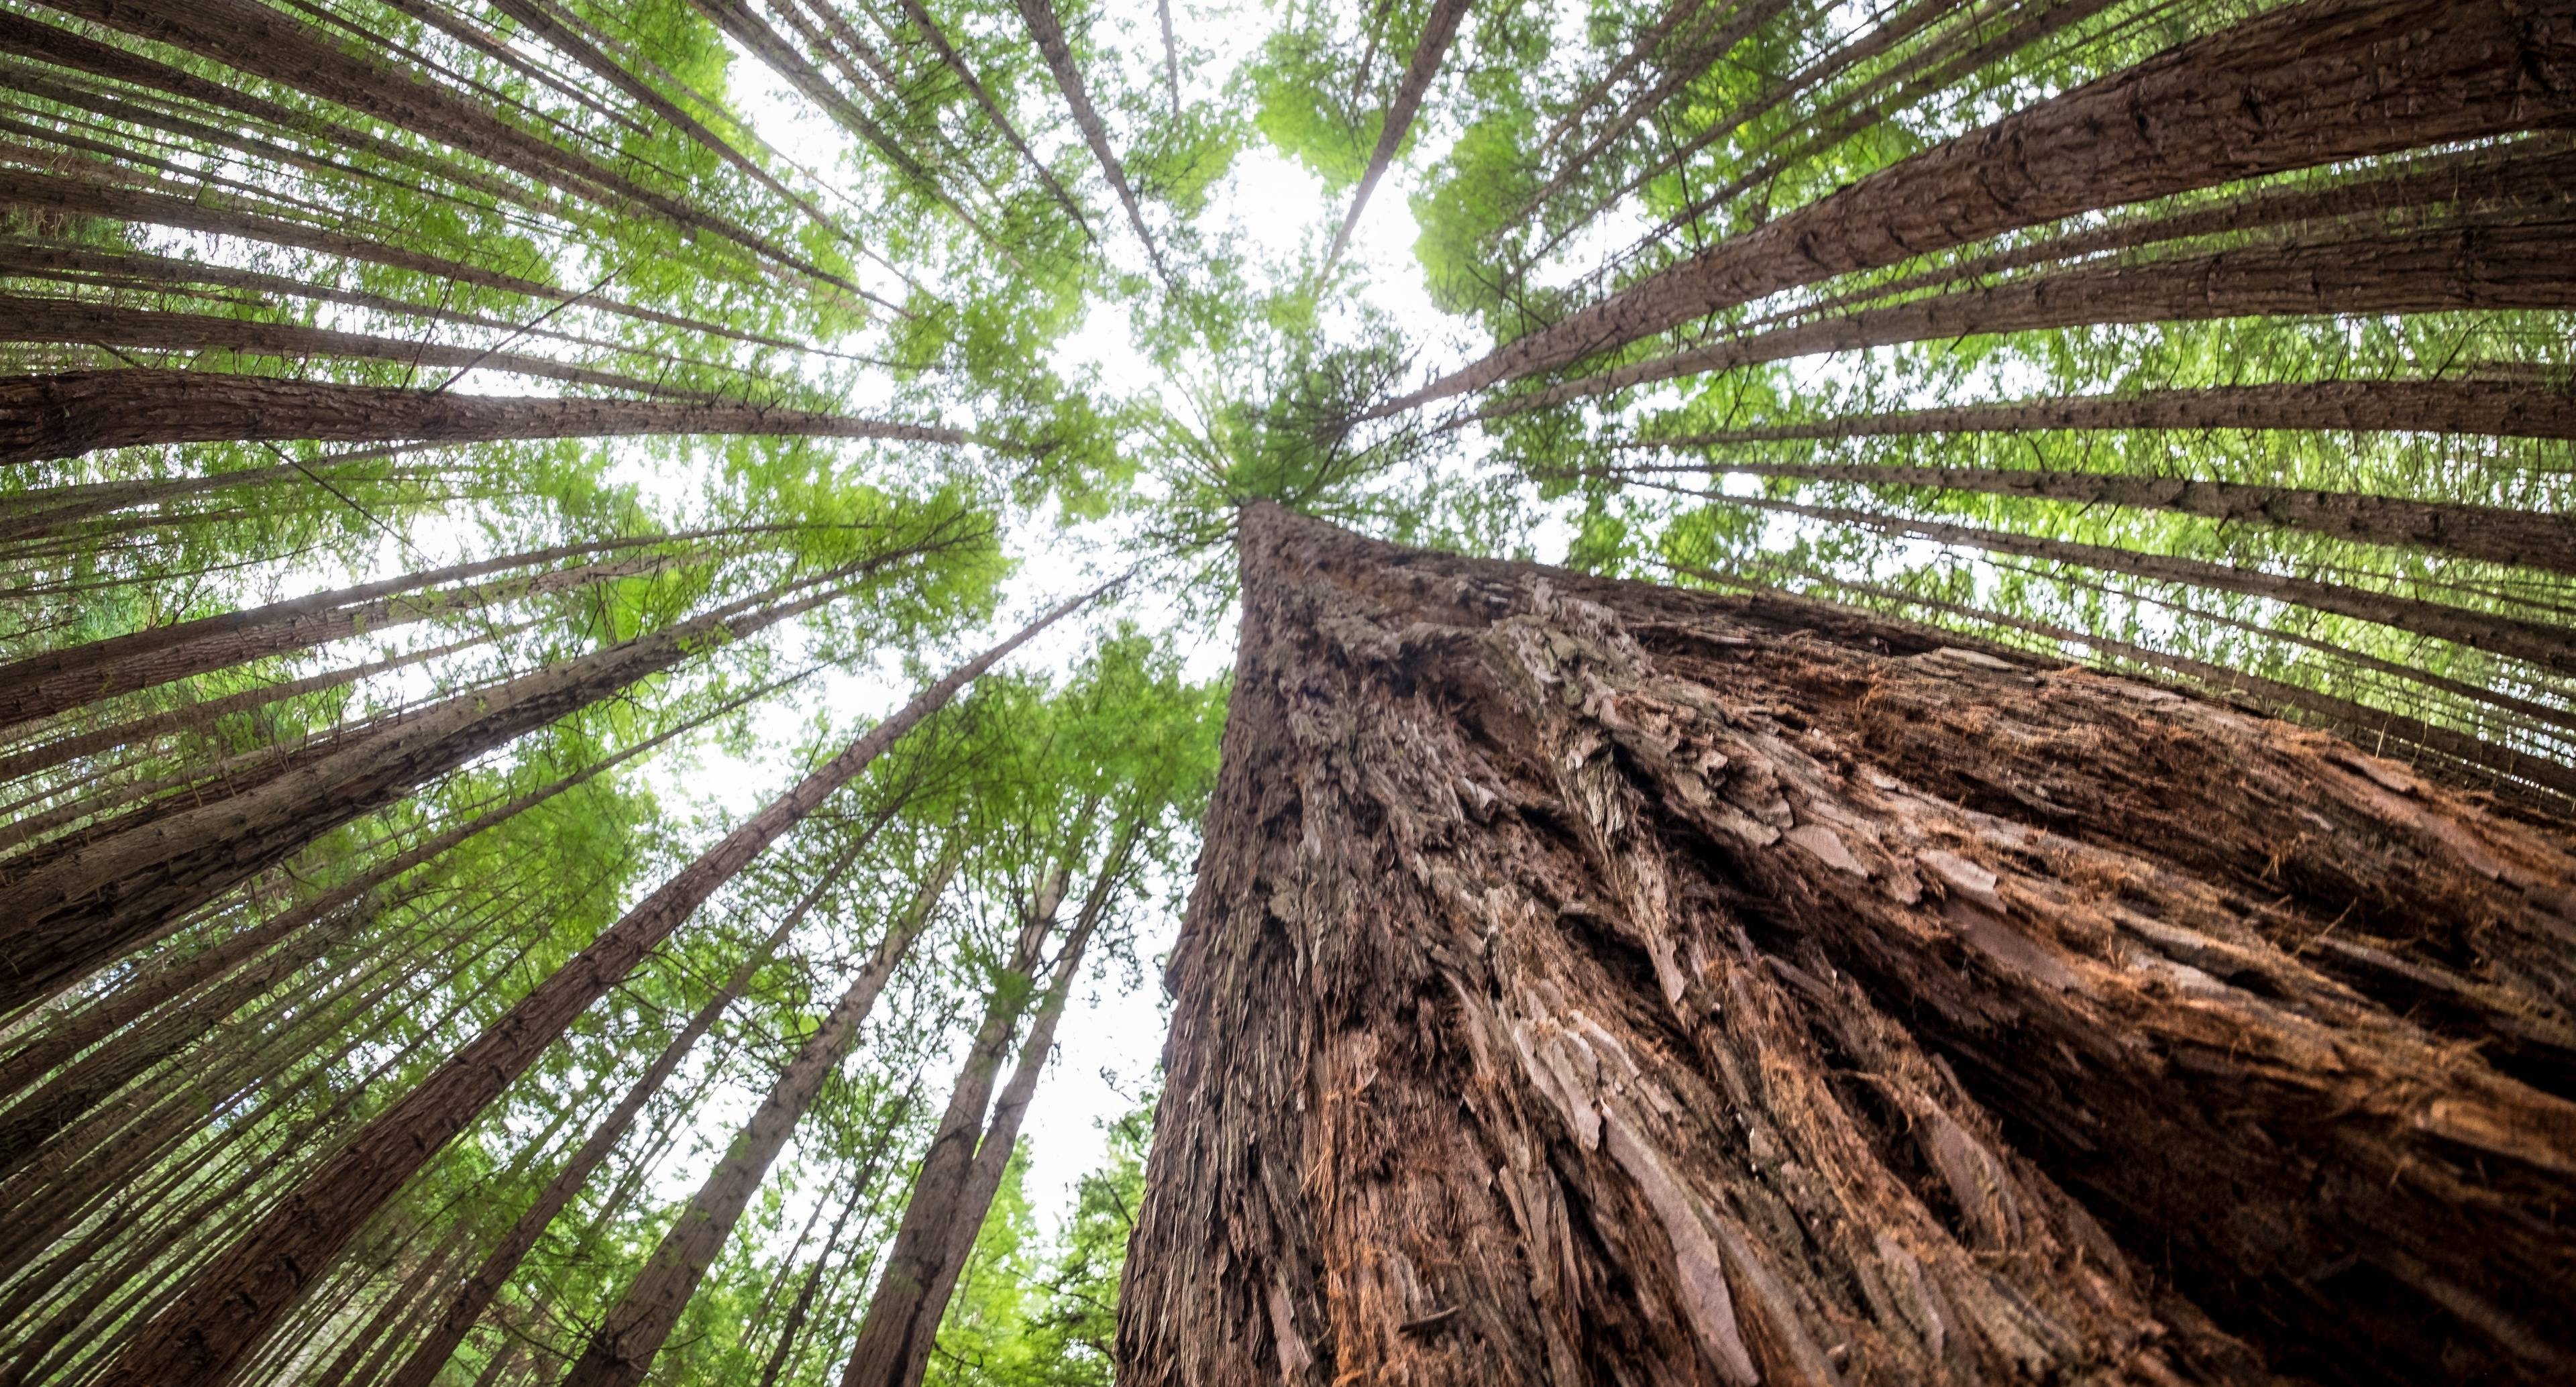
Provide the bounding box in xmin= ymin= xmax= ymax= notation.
xmin=1119 ymin=504 xmax=2576 ymax=1387
xmin=41 ymin=0 xmax=869 ymax=298
xmin=0 ymin=370 xmax=964 ymax=466
xmin=1378 ymin=0 xmax=2576 ymax=416
xmin=1630 ymin=378 xmax=2576 ymax=445
xmin=89 ymin=584 xmax=1108 ymax=1387
xmin=1676 ymin=485 xmax=2576 ymax=678
xmin=0 ymin=294 xmax=682 ymax=397
xmin=839 ymin=876 xmax=1067 ymax=1387
xmin=379 ymin=825 xmax=902 ymax=1387
xmin=0 ymin=555 xmax=904 ymax=1013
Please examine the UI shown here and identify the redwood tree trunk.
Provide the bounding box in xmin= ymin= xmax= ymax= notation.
xmin=1119 ymin=504 xmax=2576 ymax=1387
xmin=0 ymin=372 xmax=963 ymax=466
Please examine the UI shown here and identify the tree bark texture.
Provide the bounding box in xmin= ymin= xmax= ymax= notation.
xmin=0 ymin=371 xmax=963 ymax=465
xmin=1118 ymin=503 xmax=2576 ymax=1387
xmin=1382 ymin=0 xmax=2576 ymax=414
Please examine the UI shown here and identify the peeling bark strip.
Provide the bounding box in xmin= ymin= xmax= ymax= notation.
xmin=91 ymin=584 xmax=1108 ymax=1387
xmin=1119 ymin=504 xmax=2576 ymax=1387
xmin=0 ymin=371 xmax=965 ymax=465
xmin=1378 ymin=0 xmax=2576 ymax=415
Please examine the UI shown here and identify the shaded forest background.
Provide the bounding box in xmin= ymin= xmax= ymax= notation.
xmin=0 ymin=0 xmax=2569 ymax=1384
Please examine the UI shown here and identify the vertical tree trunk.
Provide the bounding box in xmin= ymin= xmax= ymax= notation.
xmin=375 ymin=818 xmax=891 ymax=1387
xmin=837 ymin=875 xmax=1067 ymax=1387
xmin=89 ymin=585 xmax=1106 ymax=1387
xmin=1119 ymin=504 xmax=2576 ymax=1387
xmin=1322 ymin=0 xmax=1472 ymax=272
xmin=557 ymin=845 xmax=958 ymax=1387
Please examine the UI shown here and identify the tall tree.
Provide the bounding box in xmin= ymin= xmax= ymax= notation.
xmin=1121 ymin=504 xmax=2576 ymax=1387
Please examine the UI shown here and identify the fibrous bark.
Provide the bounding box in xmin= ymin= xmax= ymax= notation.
xmin=1119 ymin=504 xmax=2576 ymax=1387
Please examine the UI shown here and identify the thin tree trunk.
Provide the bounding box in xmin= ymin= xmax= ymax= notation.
xmin=837 ymin=876 xmax=1065 ymax=1387
xmin=558 ymin=846 xmax=958 ymax=1387
xmin=0 ymin=370 xmax=962 ymax=466
xmin=90 ymin=584 xmax=1110 ymax=1387
xmin=1485 ymin=206 xmax=2576 ymax=417
xmin=1661 ymin=481 xmax=2576 ymax=675
xmin=1322 ymin=0 xmax=1472 ymax=272
xmin=0 ymin=544 xmax=669 ymax=732
xmin=375 ymin=822 xmax=890 ymax=1387
xmin=1629 ymin=378 xmax=2576 ymax=445
xmin=1010 ymin=0 xmax=1168 ymax=278
xmin=1377 ymin=0 xmax=2576 ymax=414
xmin=0 ymin=669 xmax=786 ymax=1103
xmin=0 ymin=294 xmax=684 ymax=398
xmin=1611 ymin=454 xmax=2576 ymax=572
xmin=1157 ymin=0 xmax=1180 ymax=113
xmin=1120 ymin=502 xmax=2576 ymax=1387
xmin=892 ymin=0 xmax=1094 ymax=237
xmin=1522 ymin=0 xmax=1967 ymax=257
xmin=0 ymin=620 xmax=529 ymax=785
xmin=1728 ymin=559 xmax=2576 ymax=806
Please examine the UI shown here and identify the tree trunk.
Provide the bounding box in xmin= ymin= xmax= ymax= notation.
xmin=1010 ymin=0 xmax=1167 ymax=278
xmin=1685 ymin=486 xmax=2576 ymax=677
xmin=1629 ymin=378 xmax=2576 ymax=445
xmin=0 ymin=293 xmax=681 ymax=397
xmin=377 ymin=821 xmax=894 ymax=1387
xmin=0 ymin=538 xmax=674 ymax=731
xmin=0 ymin=371 xmax=963 ymax=465
xmin=558 ymin=846 xmax=957 ymax=1387
xmin=89 ymin=584 xmax=1107 ymax=1387
xmin=891 ymin=0 xmax=1094 ymax=237
xmin=838 ymin=875 xmax=1067 ymax=1387
xmin=41 ymin=0 xmax=869 ymax=299
xmin=1323 ymin=0 xmax=1472 ymax=272
xmin=1485 ymin=205 xmax=2576 ymax=417
xmin=1381 ymin=0 xmax=2576 ymax=414
xmin=0 ymin=671 xmax=780 ymax=1106
xmin=1611 ymin=455 xmax=2576 ymax=573
xmin=1118 ymin=503 xmax=2576 ymax=1387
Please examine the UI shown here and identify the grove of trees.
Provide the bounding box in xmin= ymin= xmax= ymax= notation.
xmin=0 ymin=1 xmax=2569 ymax=1386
